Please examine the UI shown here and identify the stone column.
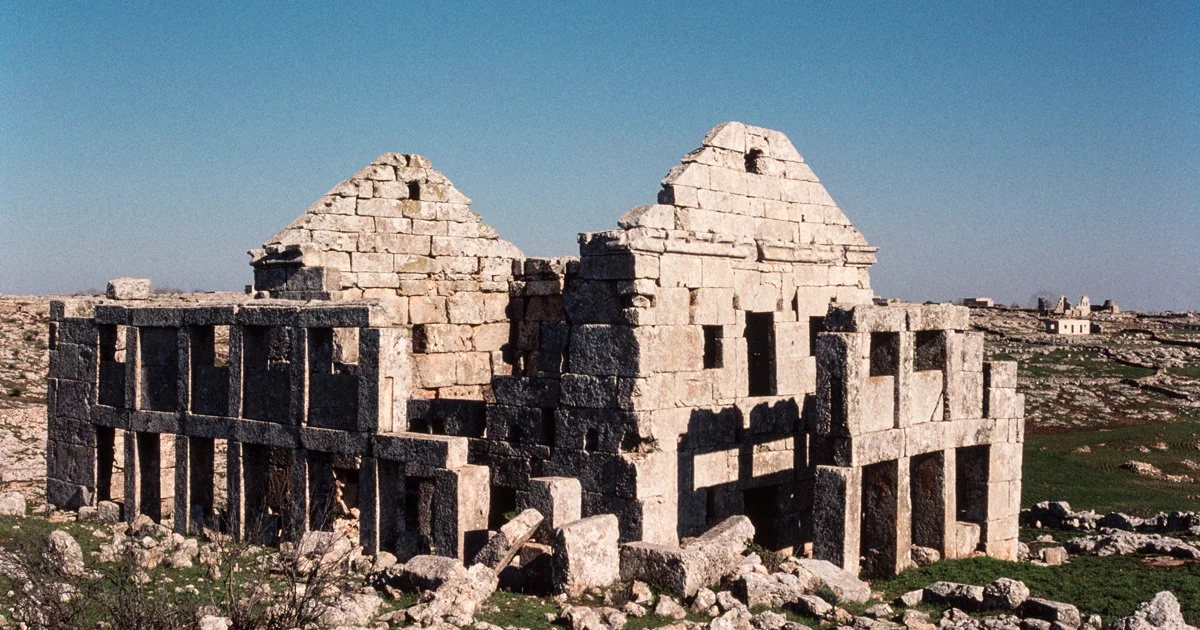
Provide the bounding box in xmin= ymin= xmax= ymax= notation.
xmin=812 ymin=465 xmax=862 ymax=574
xmin=358 ymin=456 xmax=379 ymax=555
xmin=433 ymin=464 xmax=490 ymax=560
xmin=941 ymin=447 xmax=958 ymax=559
xmin=226 ymin=440 xmax=244 ymax=538
xmin=173 ymin=437 xmax=190 ymax=534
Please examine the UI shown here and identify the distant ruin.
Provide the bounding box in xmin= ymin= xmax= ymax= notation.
xmin=1037 ymin=295 xmax=1120 ymax=335
xmin=46 ymin=122 xmax=1023 ymax=576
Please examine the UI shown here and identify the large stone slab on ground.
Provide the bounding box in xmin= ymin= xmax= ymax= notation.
xmin=788 ymin=558 xmax=870 ymax=603
xmin=923 ymin=581 xmax=985 ymax=611
xmin=552 ymin=514 xmax=620 ymax=596
xmin=619 ymin=515 xmax=754 ymax=597
xmin=1020 ymin=597 xmax=1082 ymax=629
xmin=388 ymin=554 xmax=469 ymax=592
xmin=730 ymin=571 xmax=818 ymax=608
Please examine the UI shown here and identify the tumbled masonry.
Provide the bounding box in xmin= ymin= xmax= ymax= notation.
xmin=46 ymin=122 xmax=1023 ymax=575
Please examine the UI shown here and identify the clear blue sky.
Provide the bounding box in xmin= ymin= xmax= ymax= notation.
xmin=2 ymin=2 xmax=1197 ymax=311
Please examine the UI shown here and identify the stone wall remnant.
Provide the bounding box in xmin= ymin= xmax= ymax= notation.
xmin=46 ymin=122 xmax=1023 ymax=577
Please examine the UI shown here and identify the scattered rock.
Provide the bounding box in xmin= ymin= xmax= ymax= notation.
xmin=923 ymin=582 xmax=984 ymax=611
xmin=1066 ymin=530 xmax=1200 ymax=559
xmin=692 ymin=587 xmax=717 ymax=612
xmin=45 ymin=530 xmax=84 ymax=576
xmin=654 ymin=594 xmax=688 ymax=620
xmin=911 ymin=546 xmax=940 ymax=566
xmin=318 ymin=589 xmax=382 ymax=627
xmin=1039 ymin=546 xmax=1069 ymax=565
xmin=1020 ymin=598 xmax=1082 ymax=629
xmin=753 ymin=610 xmax=790 ymax=630
xmin=630 ymin=579 xmax=654 ymax=605
xmin=197 ymin=616 xmax=232 ymax=630
xmin=787 ymin=558 xmax=871 ymax=603
xmin=982 ymin=578 xmax=1030 ymax=610
xmin=0 ymin=492 xmax=26 ymax=517
xmin=897 ymin=589 xmax=924 ymax=607
xmin=1120 ymin=461 xmax=1192 ymax=484
xmin=1108 ymin=591 xmax=1191 ymax=630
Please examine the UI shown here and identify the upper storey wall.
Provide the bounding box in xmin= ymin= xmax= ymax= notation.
xmin=579 ymin=122 xmax=878 ymax=316
xmin=252 ymin=153 xmax=523 ymax=301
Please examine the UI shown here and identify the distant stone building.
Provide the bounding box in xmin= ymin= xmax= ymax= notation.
xmin=46 ymin=122 xmax=1023 ymax=576
xmin=962 ymin=298 xmax=994 ymax=308
xmin=1043 ymin=319 xmax=1092 ymax=335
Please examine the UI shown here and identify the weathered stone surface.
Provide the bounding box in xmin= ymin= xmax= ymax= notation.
xmin=654 ymin=595 xmax=688 ymax=620
xmin=474 ymin=508 xmax=543 ymax=569
xmin=620 ymin=515 xmax=754 ymax=597
xmin=1108 ymin=591 xmax=1193 ymax=630
xmin=923 ymin=582 xmax=985 ymax=611
xmin=552 ymin=514 xmax=620 ymax=596
xmin=319 ymin=590 xmax=382 ymax=627
xmin=388 ymin=554 xmax=469 ymax=591
xmin=789 ymin=558 xmax=871 ymax=603
xmin=106 ymin=278 xmax=151 ymax=300
xmin=46 ymin=530 xmax=84 ymax=576
xmin=730 ymin=571 xmax=816 ymax=608
xmin=983 ymin=578 xmax=1030 ymax=611
xmin=0 ymin=492 xmax=25 ymax=517
xmin=1020 ymin=598 xmax=1082 ymax=629
xmin=406 ymin=563 xmax=498 ymax=625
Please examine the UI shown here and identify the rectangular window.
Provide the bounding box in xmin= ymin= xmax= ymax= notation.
xmin=703 ymin=325 xmax=723 ymax=369
xmin=869 ymin=332 xmax=900 ymax=377
xmin=745 ymin=312 xmax=776 ymax=396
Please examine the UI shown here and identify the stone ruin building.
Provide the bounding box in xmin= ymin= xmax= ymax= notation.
xmin=1038 ymin=295 xmax=1119 ymax=335
xmin=46 ymin=122 xmax=1024 ymax=577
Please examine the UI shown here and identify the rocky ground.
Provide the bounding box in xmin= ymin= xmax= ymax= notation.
xmin=971 ymin=307 xmax=1200 ymax=430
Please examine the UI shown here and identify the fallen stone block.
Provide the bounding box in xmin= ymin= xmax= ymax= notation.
xmin=474 ymin=508 xmax=543 ymax=569
xmin=619 ymin=515 xmax=755 ymax=598
xmin=552 ymin=514 xmax=620 ymax=597
xmin=730 ymin=571 xmax=816 ymax=609
xmin=923 ymin=582 xmax=985 ymax=611
xmin=1039 ymin=546 xmax=1069 ymax=565
xmin=0 ymin=492 xmax=25 ymax=517
xmin=46 ymin=530 xmax=84 ymax=577
xmin=787 ymin=558 xmax=871 ymax=603
xmin=1020 ymin=598 xmax=1082 ymax=629
xmin=406 ymin=563 xmax=498 ymax=626
xmin=387 ymin=554 xmax=468 ymax=592
xmin=982 ymin=577 xmax=1030 ymax=611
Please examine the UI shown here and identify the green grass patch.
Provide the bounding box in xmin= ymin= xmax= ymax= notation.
xmin=1022 ymin=422 xmax=1200 ymax=514
xmin=871 ymin=555 xmax=1200 ymax=624
xmin=1019 ymin=349 xmax=1156 ymax=380
xmin=1168 ymin=365 xmax=1200 ymax=379
xmin=478 ymin=590 xmax=561 ymax=629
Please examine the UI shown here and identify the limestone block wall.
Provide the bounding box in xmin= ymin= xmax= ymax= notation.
xmin=251 ymin=153 xmax=523 ymax=401
xmin=809 ymin=303 xmax=1023 ymax=576
xmin=547 ymin=122 xmax=880 ymax=547
xmin=46 ymin=298 xmax=490 ymax=561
